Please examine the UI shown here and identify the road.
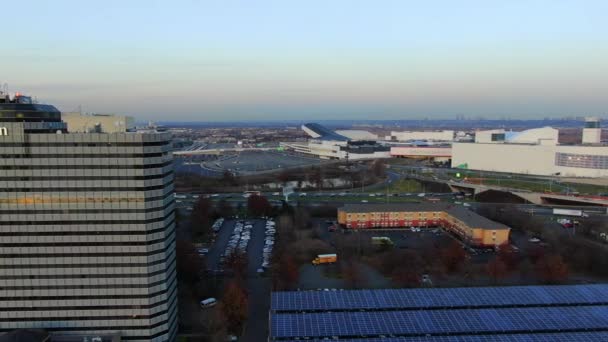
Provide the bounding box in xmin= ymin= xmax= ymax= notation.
xmin=204 ymin=218 xmax=272 ymax=342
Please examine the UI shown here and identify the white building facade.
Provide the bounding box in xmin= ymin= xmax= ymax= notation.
xmin=388 ymin=130 xmax=454 ymax=142
xmin=452 ymin=127 xmax=608 ymax=178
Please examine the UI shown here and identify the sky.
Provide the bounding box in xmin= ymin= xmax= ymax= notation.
xmin=2 ymin=0 xmax=608 ymax=121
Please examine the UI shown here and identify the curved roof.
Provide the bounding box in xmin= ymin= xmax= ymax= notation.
xmin=508 ymin=126 xmax=558 ymax=144
xmin=302 ymin=123 xmax=350 ymax=141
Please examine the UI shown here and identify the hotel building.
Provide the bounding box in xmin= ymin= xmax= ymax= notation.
xmin=337 ymin=203 xmax=510 ymax=247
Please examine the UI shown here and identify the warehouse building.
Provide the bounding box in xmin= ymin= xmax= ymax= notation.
xmin=387 ymin=129 xmax=455 ymax=142
xmin=270 ymin=284 xmax=608 ymax=341
xmin=452 ymin=118 xmax=608 ymax=178
xmin=337 ymin=203 xmax=510 ymax=247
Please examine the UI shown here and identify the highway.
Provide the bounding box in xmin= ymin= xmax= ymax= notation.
xmin=175 ymin=191 xmax=607 ymax=217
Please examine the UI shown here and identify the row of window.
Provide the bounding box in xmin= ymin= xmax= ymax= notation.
xmin=0 ymin=237 xmax=175 ymax=258
xmin=0 ymin=209 xmax=174 ymax=225
xmin=0 ymin=141 xmax=170 ymax=147
xmin=0 ymin=269 xmax=176 ymax=291
xmin=0 ymin=160 xmax=173 ymax=169
xmin=0 ymin=182 xmax=171 ymax=192
xmin=0 ymin=266 xmax=172 ymax=280
xmin=0 ymin=171 xmax=173 ymax=182
xmin=555 ymin=152 xmax=608 ymax=169
xmin=0 ymin=313 xmax=176 ymax=342
xmin=0 ymin=190 xmax=173 ymax=204
xmin=0 ymin=295 xmax=176 ymax=321
xmin=0 ymin=285 xmax=173 ymax=301
xmin=0 ymin=202 xmax=173 ymax=216
xmin=0 ymin=232 xmax=174 ymax=248
xmin=0 ymin=153 xmax=170 ymax=158
xmin=0 ymin=249 xmax=175 ymax=269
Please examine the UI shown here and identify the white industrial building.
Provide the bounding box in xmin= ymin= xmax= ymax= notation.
xmin=452 ymin=118 xmax=608 ymax=178
xmin=388 ymin=130 xmax=455 ymax=142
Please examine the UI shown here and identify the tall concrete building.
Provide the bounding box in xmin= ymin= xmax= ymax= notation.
xmin=0 ymin=92 xmax=177 ymax=341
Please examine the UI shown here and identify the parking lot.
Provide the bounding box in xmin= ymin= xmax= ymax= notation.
xmin=202 ymin=150 xmax=325 ymax=174
xmin=206 ymin=218 xmax=276 ymax=275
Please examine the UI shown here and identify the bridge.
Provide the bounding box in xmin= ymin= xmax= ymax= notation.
xmin=402 ymin=173 xmax=608 ymax=206
xmin=447 ymin=181 xmax=608 ymax=206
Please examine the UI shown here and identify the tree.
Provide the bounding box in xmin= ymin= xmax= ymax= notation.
xmin=535 ymin=254 xmax=569 ymax=284
xmin=276 ymin=254 xmax=299 ymax=290
xmin=497 ymin=244 xmax=520 ymax=270
xmin=191 ymin=197 xmax=214 ymax=241
xmin=219 ymin=280 xmax=248 ymax=333
xmin=224 ymin=251 xmax=248 ymax=277
xmin=486 ymin=257 xmax=508 ymax=284
xmin=277 ymin=170 xmax=291 ymax=184
xmin=310 ymin=167 xmax=323 ymax=190
xmin=247 ymin=194 xmax=272 ymax=217
xmin=370 ymin=159 xmax=386 ymax=178
xmin=440 ymin=241 xmax=467 ymax=273
xmin=221 ymin=170 xmax=237 ymax=186
xmin=175 ymin=240 xmax=203 ymax=284
xmin=217 ymin=199 xmax=234 ymax=218
xmin=341 ymin=260 xmax=367 ymax=289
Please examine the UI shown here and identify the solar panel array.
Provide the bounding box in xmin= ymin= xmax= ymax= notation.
xmin=271 ymin=284 xmax=608 ymax=312
xmin=280 ymin=332 xmax=608 ymax=342
xmin=271 ymin=306 xmax=608 ymax=339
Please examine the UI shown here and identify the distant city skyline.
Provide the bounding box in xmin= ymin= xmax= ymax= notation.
xmin=3 ymin=0 xmax=608 ymax=121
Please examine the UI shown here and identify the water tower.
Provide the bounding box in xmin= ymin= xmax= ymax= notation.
xmin=582 ymin=117 xmax=601 ymax=144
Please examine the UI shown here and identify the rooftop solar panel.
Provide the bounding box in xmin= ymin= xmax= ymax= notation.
xmin=280 ymin=332 xmax=608 ymax=341
xmin=271 ymin=284 xmax=608 ymax=312
xmin=271 ymin=305 xmax=608 ymax=339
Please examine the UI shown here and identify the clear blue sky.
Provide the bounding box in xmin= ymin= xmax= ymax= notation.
xmin=3 ymin=0 xmax=607 ymax=121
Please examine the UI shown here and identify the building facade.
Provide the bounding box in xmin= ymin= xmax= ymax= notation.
xmin=0 ymin=94 xmax=177 ymax=341
xmin=337 ymin=203 xmax=510 ymax=247
xmin=62 ymin=112 xmax=135 ymax=133
xmin=388 ymin=130 xmax=455 ymax=142
xmin=452 ymin=123 xmax=608 ymax=178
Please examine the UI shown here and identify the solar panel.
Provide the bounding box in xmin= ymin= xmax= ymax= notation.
xmin=279 ymin=332 xmax=608 ymax=342
xmin=271 ymin=305 xmax=608 ymax=338
xmin=271 ymin=284 xmax=608 ymax=312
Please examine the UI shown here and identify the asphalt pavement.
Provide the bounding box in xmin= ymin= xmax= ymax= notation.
xmin=204 ymin=218 xmax=272 ymax=341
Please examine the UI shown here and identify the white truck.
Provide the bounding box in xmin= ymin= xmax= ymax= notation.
xmin=553 ymin=208 xmax=587 ymax=217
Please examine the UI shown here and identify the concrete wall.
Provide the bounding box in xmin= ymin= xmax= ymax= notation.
xmin=452 ymin=143 xmax=557 ymax=175
xmin=63 ymin=113 xmax=134 ymax=133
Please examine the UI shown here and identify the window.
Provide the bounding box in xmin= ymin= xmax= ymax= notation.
xmin=491 ymin=133 xmax=505 ymax=141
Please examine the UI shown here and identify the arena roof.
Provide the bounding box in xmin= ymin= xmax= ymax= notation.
xmin=302 ymin=123 xmax=350 ymax=141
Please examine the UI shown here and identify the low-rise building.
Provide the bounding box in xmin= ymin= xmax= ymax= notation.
xmin=337 ymin=203 xmax=510 ymax=247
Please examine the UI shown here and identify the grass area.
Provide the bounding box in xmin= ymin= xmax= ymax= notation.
xmin=480 ymin=178 xmax=565 ymax=193
xmin=387 ymin=179 xmax=423 ymax=193
xmin=448 ymin=170 xmax=606 ymax=195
